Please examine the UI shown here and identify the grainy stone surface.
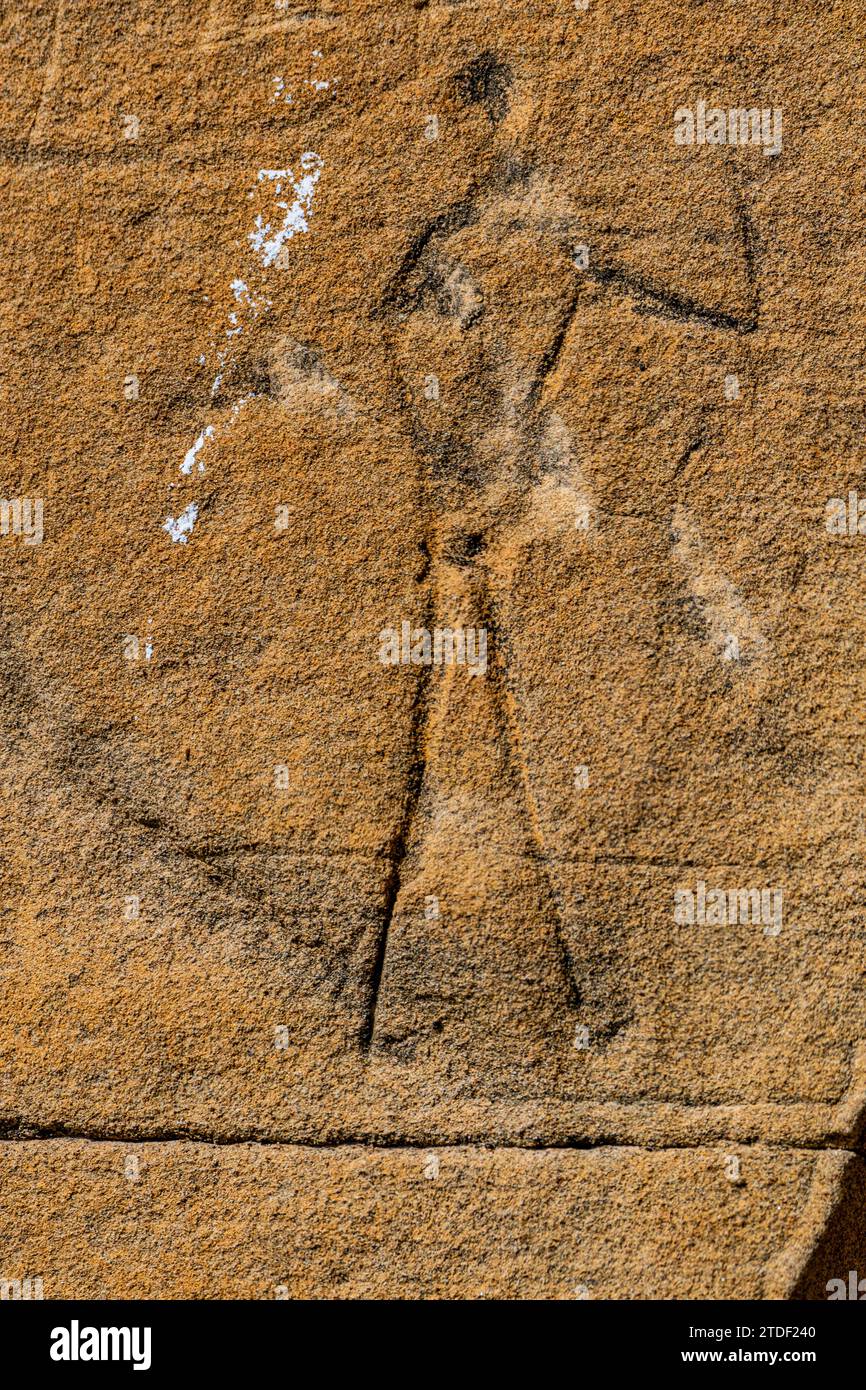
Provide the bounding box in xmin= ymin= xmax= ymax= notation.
xmin=0 ymin=1140 xmax=863 ymax=1300
xmin=1 ymin=0 xmax=865 ymax=1298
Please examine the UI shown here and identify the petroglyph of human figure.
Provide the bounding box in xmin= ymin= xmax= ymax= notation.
xmin=360 ymin=73 xmax=761 ymax=1067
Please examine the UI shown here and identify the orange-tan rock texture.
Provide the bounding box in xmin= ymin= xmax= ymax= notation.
xmin=1 ymin=0 xmax=865 ymax=1299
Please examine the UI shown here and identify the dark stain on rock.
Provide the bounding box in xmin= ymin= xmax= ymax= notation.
xmin=454 ymin=52 xmax=512 ymax=125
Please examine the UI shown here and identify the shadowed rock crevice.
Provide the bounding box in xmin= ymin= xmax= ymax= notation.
xmin=789 ymin=1156 xmax=866 ymax=1299
xmin=358 ymin=653 xmax=436 ymax=1051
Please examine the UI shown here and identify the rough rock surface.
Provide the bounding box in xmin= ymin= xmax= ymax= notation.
xmin=1 ymin=0 xmax=864 ymax=1298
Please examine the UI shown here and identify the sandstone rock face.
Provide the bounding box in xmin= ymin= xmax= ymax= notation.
xmin=0 ymin=0 xmax=864 ymax=1299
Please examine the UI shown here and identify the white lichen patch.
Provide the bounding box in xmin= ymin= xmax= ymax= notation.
xmin=181 ymin=425 xmax=214 ymax=475
xmin=203 ymin=281 xmax=271 ymax=400
xmin=163 ymin=501 xmax=199 ymax=544
xmin=270 ymin=76 xmax=292 ymax=104
xmin=307 ymin=50 xmax=339 ymax=93
xmin=248 ymin=155 xmax=323 ymax=269
xmin=165 ymin=139 xmax=325 ymax=544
